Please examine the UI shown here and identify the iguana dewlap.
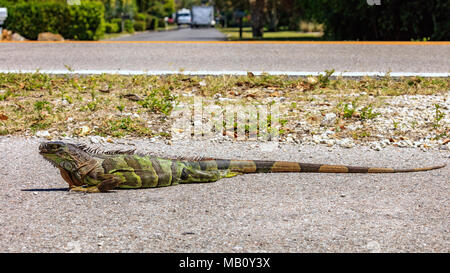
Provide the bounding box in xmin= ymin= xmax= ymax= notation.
xmin=39 ymin=141 xmax=446 ymax=193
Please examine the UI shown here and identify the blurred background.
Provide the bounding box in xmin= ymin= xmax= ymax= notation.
xmin=0 ymin=0 xmax=448 ymax=41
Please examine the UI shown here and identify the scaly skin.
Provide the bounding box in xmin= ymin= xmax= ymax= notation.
xmin=39 ymin=141 xmax=446 ymax=193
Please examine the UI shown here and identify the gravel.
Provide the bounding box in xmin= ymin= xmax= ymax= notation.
xmin=0 ymin=136 xmax=448 ymax=252
xmin=170 ymin=92 xmax=450 ymax=151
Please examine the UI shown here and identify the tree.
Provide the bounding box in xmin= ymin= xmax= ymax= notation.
xmin=265 ymin=0 xmax=278 ymax=31
xmin=102 ymin=0 xmax=137 ymax=19
xmin=163 ymin=0 xmax=176 ymax=15
xmin=282 ymin=0 xmax=302 ymax=30
xmin=175 ymin=0 xmax=202 ymax=9
xmin=137 ymin=0 xmax=175 ymax=17
xmin=303 ymin=0 xmax=449 ymax=41
xmin=249 ymin=0 xmax=264 ymax=38
xmin=136 ymin=0 xmax=151 ymax=12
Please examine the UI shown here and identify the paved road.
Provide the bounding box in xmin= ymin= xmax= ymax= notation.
xmin=0 ymin=137 xmax=448 ymax=252
xmin=107 ymin=27 xmax=227 ymax=41
xmin=0 ymin=41 xmax=448 ymax=75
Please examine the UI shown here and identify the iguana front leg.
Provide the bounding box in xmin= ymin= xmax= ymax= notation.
xmin=70 ymin=174 xmax=123 ymax=193
xmin=70 ymin=185 xmax=103 ymax=193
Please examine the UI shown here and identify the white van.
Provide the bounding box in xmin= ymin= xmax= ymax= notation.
xmin=191 ymin=6 xmax=215 ymax=28
xmin=176 ymin=8 xmax=191 ymax=26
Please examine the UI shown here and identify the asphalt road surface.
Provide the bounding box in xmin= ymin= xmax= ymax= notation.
xmin=107 ymin=27 xmax=227 ymax=41
xmin=0 ymin=137 xmax=448 ymax=252
xmin=0 ymin=41 xmax=448 ymax=74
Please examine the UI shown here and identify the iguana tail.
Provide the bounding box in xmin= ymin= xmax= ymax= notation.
xmin=208 ymin=159 xmax=446 ymax=174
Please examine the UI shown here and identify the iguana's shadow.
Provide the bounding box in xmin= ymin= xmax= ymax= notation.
xmin=21 ymin=188 xmax=69 ymax=192
xmin=21 ymin=188 xmax=120 ymax=193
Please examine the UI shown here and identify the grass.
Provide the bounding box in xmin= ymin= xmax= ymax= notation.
xmin=136 ymin=86 xmax=177 ymax=115
xmin=337 ymin=99 xmax=381 ymax=121
xmin=433 ymin=104 xmax=445 ymax=129
xmin=0 ymin=72 xmax=447 ymax=140
xmin=101 ymin=24 xmax=179 ymax=41
xmin=101 ymin=32 xmax=134 ymax=40
xmin=218 ymin=27 xmax=323 ymax=41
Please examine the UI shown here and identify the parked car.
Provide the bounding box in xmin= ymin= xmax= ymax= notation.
xmin=176 ymin=8 xmax=191 ymax=26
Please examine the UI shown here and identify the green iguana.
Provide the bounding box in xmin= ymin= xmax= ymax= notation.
xmin=39 ymin=141 xmax=446 ymax=193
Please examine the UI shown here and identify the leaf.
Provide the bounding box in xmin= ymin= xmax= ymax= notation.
xmin=99 ymin=88 xmax=111 ymax=93
xmin=0 ymin=113 xmax=8 ymax=120
xmin=123 ymin=94 xmax=143 ymax=101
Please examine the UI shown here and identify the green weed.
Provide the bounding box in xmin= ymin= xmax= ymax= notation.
xmin=137 ymin=87 xmax=177 ymax=115
xmin=34 ymin=100 xmax=51 ymax=112
xmin=104 ymin=117 xmax=152 ymax=137
xmin=433 ymin=104 xmax=445 ymax=128
xmin=360 ymin=105 xmax=381 ymax=120
xmin=0 ymin=90 xmax=12 ymax=101
xmin=338 ymin=99 xmax=358 ymax=119
xmin=116 ymin=104 xmax=125 ymax=112
xmin=317 ymin=69 xmax=335 ymax=88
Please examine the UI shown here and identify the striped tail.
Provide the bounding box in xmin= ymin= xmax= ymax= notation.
xmin=211 ymin=159 xmax=446 ymax=174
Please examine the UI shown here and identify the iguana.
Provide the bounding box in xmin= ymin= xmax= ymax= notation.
xmin=39 ymin=141 xmax=446 ymax=193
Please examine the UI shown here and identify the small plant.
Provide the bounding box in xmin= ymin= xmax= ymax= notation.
xmin=112 ymin=117 xmax=132 ymax=130
xmin=338 ymin=99 xmax=380 ymax=121
xmin=352 ymin=129 xmax=371 ymax=140
xmin=30 ymin=121 xmax=51 ymax=132
xmin=0 ymin=90 xmax=12 ymax=101
xmin=116 ymin=104 xmax=125 ymax=112
xmin=63 ymin=95 xmax=73 ymax=104
xmin=392 ymin=120 xmax=400 ymax=130
xmin=137 ymin=87 xmax=177 ymax=115
xmin=433 ymin=104 xmax=445 ymax=128
xmin=105 ymin=117 xmax=152 ymax=137
xmin=360 ymin=104 xmax=381 ymax=120
xmin=407 ymin=76 xmax=423 ymax=87
xmin=34 ymin=100 xmax=52 ymax=113
xmin=82 ymin=100 xmax=98 ymax=112
xmin=342 ymin=103 xmax=355 ymax=118
xmin=338 ymin=99 xmax=358 ymax=119
xmin=317 ymin=69 xmax=335 ymax=88
xmin=434 ymin=132 xmax=447 ymax=140
xmin=64 ymin=64 xmax=74 ymax=72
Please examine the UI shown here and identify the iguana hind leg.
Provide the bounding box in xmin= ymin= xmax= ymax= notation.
xmin=220 ymin=170 xmax=241 ymax=178
xmin=180 ymin=168 xmax=222 ymax=183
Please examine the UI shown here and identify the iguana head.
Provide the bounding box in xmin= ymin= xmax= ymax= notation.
xmin=39 ymin=141 xmax=94 ymax=173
